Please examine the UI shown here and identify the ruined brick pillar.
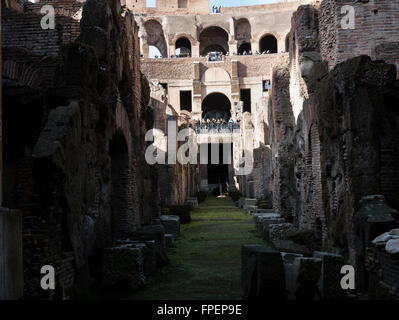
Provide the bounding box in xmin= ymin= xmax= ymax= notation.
xmin=230 ymin=60 xmax=240 ymax=105
xmin=192 ymin=62 xmax=202 ymax=114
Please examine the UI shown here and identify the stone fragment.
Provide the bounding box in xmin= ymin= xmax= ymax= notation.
xmin=268 ymin=223 xmax=295 ymax=242
xmin=160 ymin=215 xmax=180 ymax=238
xmin=242 ymin=245 xmax=286 ymax=299
xmin=272 ymin=240 xmax=312 ymax=256
xmin=293 ymin=257 xmax=322 ymax=300
xmin=185 ymin=197 xmax=199 ymax=208
xmin=281 ymin=252 xmax=303 ymax=299
xmin=130 ymin=224 xmax=166 ymax=248
xmin=385 ymin=239 xmax=399 ymax=255
xmin=314 ymin=251 xmax=345 ymax=299
xmin=102 ymin=244 xmax=146 ymax=289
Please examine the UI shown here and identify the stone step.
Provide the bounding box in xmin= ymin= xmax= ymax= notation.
xmin=253 ymin=212 xmax=281 ymax=224
xmin=243 ymin=198 xmax=258 ymax=210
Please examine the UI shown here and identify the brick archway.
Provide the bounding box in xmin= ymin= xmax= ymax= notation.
xmin=2 ymin=60 xmax=41 ymax=90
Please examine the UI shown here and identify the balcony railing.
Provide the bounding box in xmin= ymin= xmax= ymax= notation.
xmin=193 ymin=122 xmax=240 ymax=134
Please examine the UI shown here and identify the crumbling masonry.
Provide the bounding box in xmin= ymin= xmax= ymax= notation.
xmin=1 ymin=0 xmax=399 ymax=299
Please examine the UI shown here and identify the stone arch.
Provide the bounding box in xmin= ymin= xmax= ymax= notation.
xmin=143 ymin=19 xmax=168 ymax=58
xmin=201 ymin=92 xmax=231 ymax=121
xmin=199 ymin=26 xmax=229 ymax=56
xmin=2 ymin=60 xmax=41 ymax=90
xmin=235 ymin=18 xmax=251 ymax=48
xmin=175 ymin=36 xmax=192 ymax=57
xmin=201 ymin=67 xmax=231 ymax=83
xmin=259 ymin=33 xmax=278 ymax=53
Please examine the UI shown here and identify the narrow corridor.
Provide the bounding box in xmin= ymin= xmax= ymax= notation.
xmin=129 ymin=196 xmax=265 ymax=300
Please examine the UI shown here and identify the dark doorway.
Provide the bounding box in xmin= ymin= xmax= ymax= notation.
xmin=240 ymin=89 xmax=251 ymax=113
xmin=238 ymin=42 xmax=251 ymax=55
xmin=199 ymin=26 xmax=229 ymax=56
xmin=207 ymin=143 xmax=232 ymax=193
xmin=180 ymin=90 xmax=192 ymax=112
xmin=260 ymin=34 xmax=278 ymax=53
xmin=109 ymin=132 xmax=129 ymax=241
xmin=2 ymin=80 xmax=43 ymax=209
xmin=176 ymin=37 xmax=191 ymax=57
xmin=202 ymin=92 xmax=231 ymax=121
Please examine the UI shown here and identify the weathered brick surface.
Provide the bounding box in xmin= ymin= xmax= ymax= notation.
xmin=319 ymin=0 xmax=399 ymax=77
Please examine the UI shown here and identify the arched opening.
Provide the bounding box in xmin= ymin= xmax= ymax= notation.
xmin=144 ymin=20 xmax=168 ymax=58
xmin=238 ymin=42 xmax=251 ymax=55
xmin=2 ymin=78 xmax=43 ymax=209
xmin=149 ymin=45 xmax=162 ymax=58
xmin=235 ymin=18 xmax=252 ymax=55
xmin=201 ymin=92 xmax=231 ymax=121
xmin=175 ymin=37 xmax=191 ymax=57
xmin=259 ymin=34 xmax=278 ymax=54
xmin=109 ymin=132 xmax=129 ymax=241
xmin=199 ymin=26 xmax=229 ymax=56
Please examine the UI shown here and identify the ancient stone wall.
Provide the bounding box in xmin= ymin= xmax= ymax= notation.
xmin=2 ymin=0 xmax=160 ymax=298
xmin=269 ymin=3 xmax=399 ymax=265
xmin=319 ymin=0 xmax=399 ymax=77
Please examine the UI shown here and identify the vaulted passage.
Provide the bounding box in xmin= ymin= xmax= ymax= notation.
xmin=199 ymin=26 xmax=229 ymax=55
xmin=175 ymin=37 xmax=192 ymax=57
xmin=260 ymin=34 xmax=278 ymax=53
xmin=201 ymin=92 xmax=231 ymax=121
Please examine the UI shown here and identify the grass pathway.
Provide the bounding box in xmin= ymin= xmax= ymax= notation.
xmin=130 ymin=196 xmax=266 ymax=300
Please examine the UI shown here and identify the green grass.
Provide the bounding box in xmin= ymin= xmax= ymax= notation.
xmin=129 ymin=196 xmax=267 ymax=300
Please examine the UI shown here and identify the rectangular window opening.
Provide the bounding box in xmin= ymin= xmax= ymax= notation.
xmin=263 ymin=80 xmax=271 ymax=92
xmin=240 ymin=89 xmax=251 ymax=113
xmin=180 ymin=90 xmax=192 ymax=112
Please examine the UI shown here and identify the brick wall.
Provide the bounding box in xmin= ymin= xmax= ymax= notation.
xmin=319 ymin=0 xmax=399 ymax=77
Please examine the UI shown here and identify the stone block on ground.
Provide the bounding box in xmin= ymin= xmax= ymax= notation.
xmin=185 ymin=197 xmax=199 ymax=208
xmin=116 ymin=240 xmax=156 ymax=277
xmin=253 ymin=212 xmax=281 ymax=225
xmin=160 ymin=215 xmax=180 ymax=238
xmin=313 ymin=251 xmax=345 ymax=300
xmin=268 ymin=223 xmax=295 ymax=242
xmin=281 ymin=252 xmax=304 ymax=299
xmin=130 ymin=224 xmax=166 ymax=248
xmin=272 ymin=240 xmax=312 ymax=256
xmin=243 ymin=198 xmax=258 ymax=209
xmin=102 ymin=244 xmax=146 ymax=289
xmin=238 ymin=197 xmax=245 ymax=208
xmin=256 ymin=208 xmax=275 ymax=213
xmin=259 ymin=217 xmax=285 ymax=239
xmin=242 ymin=245 xmax=286 ymax=299
xmin=165 ymin=234 xmax=175 ymax=248
xmin=292 ymin=257 xmax=322 ymax=300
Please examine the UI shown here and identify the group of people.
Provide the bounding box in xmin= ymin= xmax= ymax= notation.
xmin=212 ymin=5 xmax=221 ymax=14
xmin=206 ymin=49 xmax=281 ymax=61
xmin=193 ymin=118 xmax=240 ymax=133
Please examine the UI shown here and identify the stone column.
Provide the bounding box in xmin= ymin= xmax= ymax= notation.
xmin=169 ymin=44 xmax=175 ymax=57
xmin=251 ymin=41 xmax=259 ymax=54
xmin=192 ymin=44 xmax=200 ymax=57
